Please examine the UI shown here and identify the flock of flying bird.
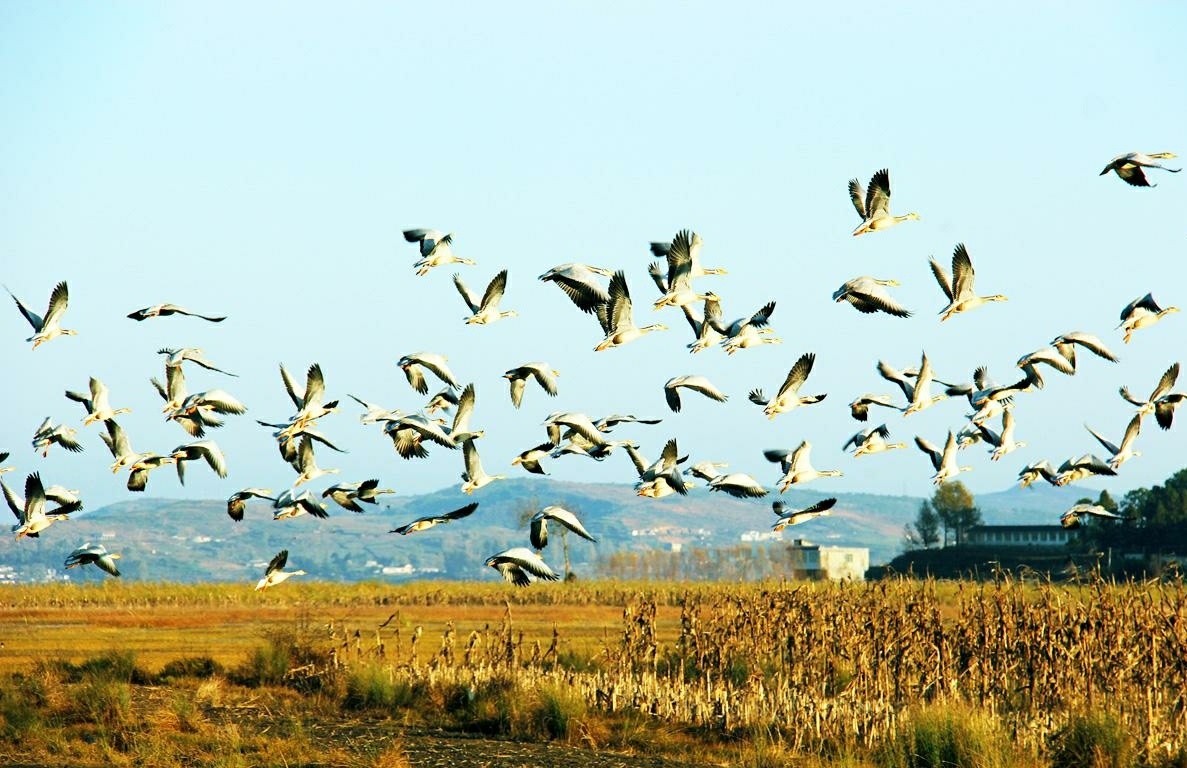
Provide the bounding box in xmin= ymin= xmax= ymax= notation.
xmin=3 ymin=150 xmax=1183 ymax=586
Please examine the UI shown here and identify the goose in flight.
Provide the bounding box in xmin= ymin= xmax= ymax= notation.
xmin=64 ymin=543 xmax=121 ymax=576
xmin=485 ymin=547 xmax=561 ymax=587
xmin=551 ymin=435 xmax=633 ymax=462
xmin=384 ymin=414 xmax=457 ymax=460
xmin=1100 ymin=152 xmax=1180 ymax=187
xmin=683 ymin=460 xmax=768 ymax=497
xmin=255 ymin=550 xmax=307 ymax=590
xmin=683 ymin=291 xmax=725 ymax=354
xmin=544 ymin=412 xmax=610 ymax=449
xmin=6 ymin=281 xmax=75 ymax=349
xmin=444 ymin=383 xmax=484 ymax=444
xmin=683 ymin=461 xmax=729 ymax=482
xmin=177 ymin=389 xmax=248 ymax=420
xmin=530 ymin=506 xmax=597 ymax=549
xmin=65 ymin=377 xmax=132 ymax=426
xmin=1086 ymin=414 xmax=1142 ymax=470
xmin=127 ymin=303 xmax=226 ymax=322
xmin=764 ymin=441 xmax=843 ymax=491
xmin=1120 ymin=362 xmax=1179 ymax=419
xmin=31 ymin=418 xmax=83 ymax=457
xmin=538 ymin=263 xmax=613 ymax=313
xmin=833 ymin=277 xmax=912 ymax=318
xmin=649 ymin=231 xmax=726 ymax=279
xmin=663 ymin=375 xmax=728 ymax=412
xmin=1119 ymin=293 xmax=1178 ymax=344
xmin=1154 ymin=391 xmax=1186 ymax=430
xmin=1060 ymin=503 xmax=1122 ymax=529
xmin=11 ymin=472 xmax=74 ymax=538
xmin=772 ymin=498 xmax=838 ymax=531
xmin=877 ymin=358 xmax=953 ymax=412
xmin=162 ymin=395 xmax=228 ymax=439
xmin=1054 ymin=454 xmax=1116 ymax=486
xmin=1016 ymin=345 xmax=1075 ymax=377
xmin=347 ymin=394 xmax=403 ymax=425
xmin=512 ymin=442 xmax=554 ymax=475
xmin=256 ymin=419 xmax=345 ymax=465
xmin=902 ymin=352 xmax=947 ymax=415
xmin=0 ymin=452 xmax=12 ymax=474
xmin=929 ymin=244 xmax=1007 ymax=321
xmin=271 ymin=488 xmax=328 ymax=520
xmin=460 ymin=436 xmax=505 ymax=494
xmin=322 ymin=479 xmax=395 ymax=512
xmin=1018 ymin=460 xmax=1059 ymax=488
xmin=291 ymin=435 xmax=339 ymax=486
xmin=403 ymin=229 xmax=474 ymax=276
xmin=158 ymin=347 xmax=237 ymax=377
xmin=706 ymin=471 xmax=769 ymax=499
xmin=849 ymin=394 xmax=901 ymax=422
xmin=976 ymin=408 xmax=1026 ymax=461
xmin=717 ymin=300 xmax=781 ymax=355
xmin=275 ymin=363 xmax=335 ymax=435
xmin=946 ymin=367 xmax=1021 ymax=423
xmin=1051 ymin=332 xmax=1119 ymax=367
xmin=170 ymin=440 xmax=228 ymax=484
xmin=424 ymin=388 xmax=459 ymax=415
xmin=645 ymin=260 xmax=721 ymax=353
xmin=594 ymin=413 xmax=663 ymax=431
xmin=226 ymin=488 xmax=275 ymax=521
xmin=653 ymin=230 xmax=711 ymax=311
xmin=454 ymin=269 xmax=517 ymax=325
xmin=398 ymin=352 xmax=460 ymax=394
xmin=594 ymin=271 xmax=667 ymax=351
xmin=152 ymin=363 xmax=190 ymax=416
xmin=503 ymin=362 xmax=559 ymax=408
xmin=749 ymin=352 xmax=826 ymax=419
xmin=915 ymin=431 xmax=972 ymax=485
xmin=127 ymin=454 xmax=176 ymax=492
xmin=627 ymin=438 xmax=690 ymax=498
xmin=844 ymin=424 xmax=906 ymax=457
xmin=390 ymin=501 xmax=478 ymax=535
xmin=848 ymin=169 xmax=919 ymax=236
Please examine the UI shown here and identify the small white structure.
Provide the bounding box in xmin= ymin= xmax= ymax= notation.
xmin=787 ymin=538 xmax=869 ymax=581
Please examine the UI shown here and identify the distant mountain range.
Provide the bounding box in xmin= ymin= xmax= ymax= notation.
xmin=0 ymin=478 xmax=1086 ymax=584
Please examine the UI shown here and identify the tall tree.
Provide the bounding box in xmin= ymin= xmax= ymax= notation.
xmin=932 ymin=481 xmax=981 ymax=546
xmin=913 ymin=500 xmax=941 ymax=549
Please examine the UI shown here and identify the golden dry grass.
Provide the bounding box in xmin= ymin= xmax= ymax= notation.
xmin=3 ymin=576 xmax=1186 ymax=767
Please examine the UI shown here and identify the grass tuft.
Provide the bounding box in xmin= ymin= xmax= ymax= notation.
xmin=533 ymin=683 xmax=587 ymax=741
xmin=879 ymin=701 xmax=1016 ymax=768
xmin=343 ymin=663 xmax=419 ymax=712
xmin=1049 ymin=711 xmax=1135 ymax=768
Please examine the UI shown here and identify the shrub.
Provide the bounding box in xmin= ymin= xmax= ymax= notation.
xmin=0 ymin=678 xmax=42 ymax=740
xmin=74 ymin=677 xmax=133 ymax=738
xmin=1049 ymin=712 xmax=1134 ymax=768
xmin=158 ymin=656 xmax=223 ymax=681
xmin=56 ymin=649 xmax=149 ymax=684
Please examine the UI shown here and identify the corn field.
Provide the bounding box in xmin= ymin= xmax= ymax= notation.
xmin=315 ymin=576 xmax=1187 ymax=763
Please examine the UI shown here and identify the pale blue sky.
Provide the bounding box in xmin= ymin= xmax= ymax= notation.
xmin=2 ymin=3 xmax=1184 ymax=511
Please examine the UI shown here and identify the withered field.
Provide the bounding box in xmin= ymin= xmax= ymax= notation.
xmin=2 ymin=577 xmax=1184 ymax=768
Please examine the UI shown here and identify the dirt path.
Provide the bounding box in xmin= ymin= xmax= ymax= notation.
xmin=398 ymin=730 xmax=714 ymax=768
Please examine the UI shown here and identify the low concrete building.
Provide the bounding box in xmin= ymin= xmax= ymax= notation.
xmin=787 ymin=539 xmax=869 ymax=581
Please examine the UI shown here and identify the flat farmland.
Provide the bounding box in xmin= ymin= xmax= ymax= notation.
xmin=0 ymin=581 xmax=682 ymax=675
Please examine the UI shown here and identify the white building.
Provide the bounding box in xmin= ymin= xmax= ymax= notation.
xmin=787 ymin=539 xmax=869 ymax=581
